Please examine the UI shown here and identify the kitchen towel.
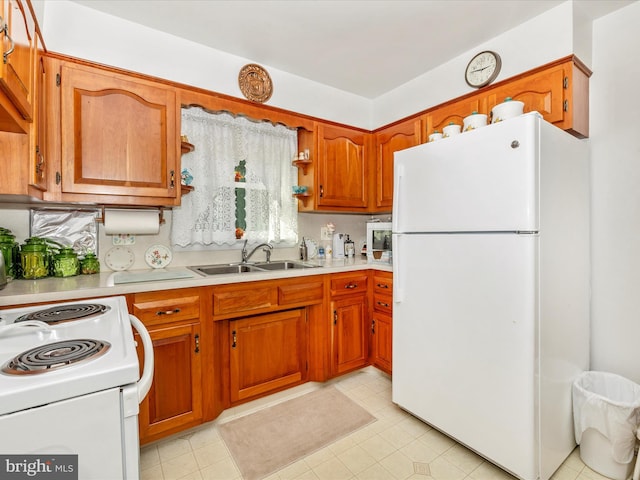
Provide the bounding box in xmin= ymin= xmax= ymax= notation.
xmin=103 ymin=209 xmax=160 ymax=235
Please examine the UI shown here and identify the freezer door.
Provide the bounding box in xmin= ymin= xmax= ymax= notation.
xmin=392 ymin=232 xmax=539 ymax=480
xmin=393 ymin=112 xmax=540 ymax=233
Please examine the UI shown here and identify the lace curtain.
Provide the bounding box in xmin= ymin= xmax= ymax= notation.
xmin=171 ymin=107 xmax=298 ymax=248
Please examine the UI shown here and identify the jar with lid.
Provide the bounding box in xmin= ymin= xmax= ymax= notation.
xmin=0 ymin=228 xmax=19 ymax=279
xmin=80 ymin=252 xmax=100 ymax=275
xmin=20 ymin=237 xmax=50 ymax=279
xmin=52 ymin=247 xmax=80 ymax=277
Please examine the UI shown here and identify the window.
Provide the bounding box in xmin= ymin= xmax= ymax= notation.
xmin=171 ymin=107 xmax=298 ymax=249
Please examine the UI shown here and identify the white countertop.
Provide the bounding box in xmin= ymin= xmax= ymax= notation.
xmin=0 ymin=258 xmax=392 ymax=307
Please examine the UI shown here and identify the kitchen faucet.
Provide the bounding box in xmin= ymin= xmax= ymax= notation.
xmin=241 ymin=240 xmax=273 ymax=263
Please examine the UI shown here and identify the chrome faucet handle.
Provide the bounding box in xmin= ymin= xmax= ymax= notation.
xmin=241 ymin=239 xmax=249 ymax=262
xmin=264 ymin=247 xmax=272 ymax=263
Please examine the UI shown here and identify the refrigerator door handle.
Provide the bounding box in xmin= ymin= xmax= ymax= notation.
xmin=393 ymin=234 xmax=404 ymax=303
xmin=392 ymin=164 xmax=404 ymax=233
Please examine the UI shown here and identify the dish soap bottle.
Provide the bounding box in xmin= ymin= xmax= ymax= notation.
xmin=299 ymin=238 xmax=308 ymax=261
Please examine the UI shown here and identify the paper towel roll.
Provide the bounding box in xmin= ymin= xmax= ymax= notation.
xmin=104 ymin=209 xmax=160 ymax=235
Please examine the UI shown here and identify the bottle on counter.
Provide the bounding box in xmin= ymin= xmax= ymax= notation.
xmin=345 ymin=235 xmax=355 ymax=258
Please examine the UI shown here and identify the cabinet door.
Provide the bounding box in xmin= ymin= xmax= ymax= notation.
xmin=30 ymin=54 xmax=46 ymax=191
xmin=485 ymin=65 xmax=565 ymax=126
xmin=374 ymin=118 xmax=423 ymax=210
xmin=0 ymin=0 xmax=35 ymax=129
xmin=59 ymin=62 xmax=178 ymax=200
xmin=137 ymin=322 xmax=203 ymax=444
xmin=485 ymin=59 xmax=589 ymax=138
xmin=371 ymin=311 xmax=392 ymax=374
xmin=316 ymin=123 xmax=370 ymax=210
xmin=230 ymin=309 xmax=307 ymax=403
xmin=425 ymin=97 xmax=482 ymax=136
xmin=331 ymin=295 xmax=368 ymax=376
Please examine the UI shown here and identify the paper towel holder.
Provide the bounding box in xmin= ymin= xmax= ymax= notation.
xmin=95 ymin=206 xmax=166 ymax=226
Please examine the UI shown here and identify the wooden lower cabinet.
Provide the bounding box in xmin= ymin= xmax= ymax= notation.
xmin=230 ymin=308 xmax=307 ymax=403
xmin=137 ymin=321 xmax=203 ymax=444
xmin=330 ymin=272 xmax=369 ymax=376
xmin=370 ymin=272 xmax=393 ymax=375
xmin=130 ymin=289 xmax=203 ymax=445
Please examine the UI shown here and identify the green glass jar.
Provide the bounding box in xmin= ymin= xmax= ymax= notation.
xmin=20 ymin=237 xmax=50 ymax=279
xmin=80 ymin=252 xmax=100 ymax=275
xmin=52 ymin=247 xmax=80 ymax=278
xmin=0 ymin=229 xmax=19 ymax=279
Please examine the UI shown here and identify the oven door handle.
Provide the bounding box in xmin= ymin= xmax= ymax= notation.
xmin=129 ymin=314 xmax=154 ymax=403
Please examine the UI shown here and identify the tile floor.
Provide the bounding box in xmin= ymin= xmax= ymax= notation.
xmin=140 ymin=367 xmax=606 ymax=480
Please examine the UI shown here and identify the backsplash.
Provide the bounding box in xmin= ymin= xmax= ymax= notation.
xmin=0 ymin=208 xmax=384 ymax=272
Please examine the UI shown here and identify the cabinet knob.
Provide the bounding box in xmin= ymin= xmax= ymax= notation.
xmin=156 ymin=308 xmax=180 ymax=316
xmin=319 ymin=184 xmax=324 ymax=198
xmin=345 ymin=283 xmax=358 ymax=289
xmin=170 ymin=170 xmax=175 ymax=188
xmin=232 ymin=330 xmax=237 ymax=348
xmin=194 ymin=333 xmax=200 ymax=353
xmin=371 ymin=319 xmax=375 ymax=334
xmin=376 ymin=283 xmax=389 ymax=289
xmin=333 ymin=310 xmax=337 ymax=325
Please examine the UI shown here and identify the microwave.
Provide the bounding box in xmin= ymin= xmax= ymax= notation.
xmin=366 ymin=222 xmax=392 ymax=263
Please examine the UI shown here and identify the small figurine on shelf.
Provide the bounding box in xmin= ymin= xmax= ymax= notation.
xmin=181 ymin=168 xmax=193 ymax=186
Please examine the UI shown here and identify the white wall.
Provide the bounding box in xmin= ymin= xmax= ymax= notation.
xmin=590 ymin=1 xmax=640 ymax=383
xmin=38 ymin=0 xmax=575 ymax=130
xmin=372 ymin=2 xmax=574 ymax=127
xmin=39 ymin=0 xmax=372 ymax=128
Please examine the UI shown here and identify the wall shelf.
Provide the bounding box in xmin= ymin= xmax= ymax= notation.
xmin=181 ymin=142 xmax=195 ymax=154
xmin=293 ymin=192 xmax=312 ymax=207
xmin=292 ymin=159 xmax=312 ymax=175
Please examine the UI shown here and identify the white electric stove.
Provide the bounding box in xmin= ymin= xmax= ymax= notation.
xmin=0 ymin=296 xmax=154 ymax=479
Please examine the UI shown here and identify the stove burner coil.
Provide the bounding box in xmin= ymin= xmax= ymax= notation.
xmin=15 ymin=304 xmax=110 ymax=325
xmin=2 ymin=339 xmax=111 ymax=375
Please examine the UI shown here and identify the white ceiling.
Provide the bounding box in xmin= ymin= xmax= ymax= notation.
xmin=68 ymin=0 xmax=631 ymax=99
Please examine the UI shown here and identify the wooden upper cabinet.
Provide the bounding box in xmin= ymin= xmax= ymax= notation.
xmin=374 ymin=117 xmax=423 ymax=211
xmin=0 ymin=0 xmax=36 ymax=133
xmin=57 ymin=61 xmax=179 ymax=204
xmin=485 ymin=57 xmax=590 ymax=138
xmin=316 ymin=123 xmax=370 ymax=211
xmin=425 ymin=96 xmax=482 ymax=136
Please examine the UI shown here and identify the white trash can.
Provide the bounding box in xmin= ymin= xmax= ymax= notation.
xmin=573 ymin=371 xmax=640 ymax=480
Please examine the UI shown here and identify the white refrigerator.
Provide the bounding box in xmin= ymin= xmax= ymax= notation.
xmin=392 ymin=112 xmax=590 ymax=480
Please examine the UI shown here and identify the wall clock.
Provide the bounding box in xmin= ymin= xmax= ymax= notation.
xmin=465 ymin=51 xmax=501 ymax=88
xmin=238 ymin=63 xmax=273 ymax=103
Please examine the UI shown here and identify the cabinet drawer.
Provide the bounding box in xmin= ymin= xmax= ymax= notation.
xmin=373 ymin=275 xmax=393 ymax=295
xmin=279 ymin=280 xmax=324 ymax=306
xmin=131 ymin=290 xmax=200 ymax=326
xmin=373 ymin=293 xmax=393 ymax=315
xmin=330 ymin=273 xmax=368 ymax=296
xmin=213 ymin=284 xmax=278 ymax=318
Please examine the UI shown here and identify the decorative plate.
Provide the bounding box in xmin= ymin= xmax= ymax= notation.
xmin=238 ymin=63 xmax=273 ymax=103
xmin=104 ymin=246 xmax=135 ymax=271
xmin=145 ymin=244 xmax=172 ymax=269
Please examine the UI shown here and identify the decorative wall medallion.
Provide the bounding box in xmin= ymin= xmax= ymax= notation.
xmin=238 ymin=63 xmax=273 ymax=103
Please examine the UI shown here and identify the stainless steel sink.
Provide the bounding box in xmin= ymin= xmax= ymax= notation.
xmin=189 ymin=264 xmax=263 ymax=276
xmin=188 ymin=260 xmax=319 ymax=276
xmin=253 ymin=261 xmax=317 ymax=271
